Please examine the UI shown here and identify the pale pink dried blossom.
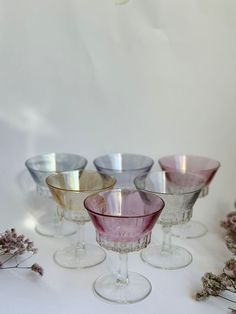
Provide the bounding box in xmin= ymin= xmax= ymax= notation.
xmin=31 ymin=263 xmax=44 ymax=276
xmin=0 ymin=228 xmax=37 ymax=256
xmin=196 ymin=210 xmax=236 ymax=305
xmin=0 ymin=229 xmax=43 ymax=276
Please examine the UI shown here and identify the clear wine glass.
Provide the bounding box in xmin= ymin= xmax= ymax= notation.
xmin=84 ymin=189 xmax=164 ymax=304
xmin=25 ymin=152 xmax=87 ymax=237
xmin=46 ymin=170 xmax=116 ymax=269
xmin=158 ymin=155 xmax=220 ymax=238
xmin=93 ymin=153 xmax=154 ymax=188
xmin=134 ymin=171 xmax=204 ymax=270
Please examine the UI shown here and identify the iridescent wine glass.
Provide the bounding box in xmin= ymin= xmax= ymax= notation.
xmin=158 ymin=155 xmax=220 ymax=238
xmin=46 ymin=170 xmax=116 ymax=269
xmin=93 ymin=153 xmax=154 ymax=188
xmin=84 ymin=189 xmax=164 ymax=304
xmin=25 ymin=153 xmax=87 ymax=237
xmin=134 ymin=171 xmax=204 ymax=270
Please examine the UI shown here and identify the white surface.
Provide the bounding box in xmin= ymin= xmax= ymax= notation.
xmin=0 ymin=0 xmax=236 ymax=313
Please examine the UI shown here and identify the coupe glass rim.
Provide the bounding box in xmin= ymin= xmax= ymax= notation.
xmin=134 ymin=171 xmax=205 ymax=196
xmin=158 ymin=154 xmax=221 ymax=171
xmin=84 ymin=188 xmax=165 ymax=219
xmin=25 ymin=152 xmax=88 ymax=174
xmin=93 ymin=153 xmax=154 ymax=172
xmin=46 ymin=170 xmax=116 ymax=193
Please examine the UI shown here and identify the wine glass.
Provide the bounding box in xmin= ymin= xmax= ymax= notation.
xmin=25 ymin=152 xmax=87 ymax=237
xmin=46 ymin=170 xmax=116 ymax=269
xmin=134 ymin=171 xmax=204 ymax=270
xmin=84 ymin=189 xmax=164 ymax=304
xmin=158 ymin=155 xmax=220 ymax=238
xmin=93 ymin=153 xmax=154 ymax=188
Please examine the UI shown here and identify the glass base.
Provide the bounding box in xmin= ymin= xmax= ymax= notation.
xmin=171 ymin=220 xmax=208 ymax=239
xmin=141 ymin=245 xmax=192 ymax=270
xmin=53 ymin=244 xmax=106 ymax=269
xmin=35 ymin=215 xmax=77 ymax=237
xmin=96 ymin=232 xmax=151 ymax=253
xmin=93 ymin=272 xmax=151 ymax=304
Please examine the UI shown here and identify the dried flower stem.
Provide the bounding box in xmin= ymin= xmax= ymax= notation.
xmin=218 ymin=295 xmax=236 ymax=303
xmin=196 ymin=209 xmax=236 ymax=309
xmin=1 ymin=253 xmax=18 ymax=265
xmin=1 ymin=266 xmax=33 ymax=270
xmin=0 ymin=229 xmax=43 ymax=276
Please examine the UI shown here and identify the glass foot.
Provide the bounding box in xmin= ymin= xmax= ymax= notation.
xmin=35 ymin=215 xmax=77 ymax=237
xmin=93 ymin=272 xmax=151 ymax=304
xmin=53 ymin=244 xmax=106 ymax=269
xmin=171 ymin=220 xmax=208 ymax=239
xmin=141 ymin=245 xmax=192 ymax=270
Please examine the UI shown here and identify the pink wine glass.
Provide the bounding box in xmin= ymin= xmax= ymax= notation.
xmin=158 ymin=155 xmax=220 ymax=238
xmin=135 ymin=171 xmax=204 ymax=270
xmin=84 ymin=189 xmax=164 ymax=304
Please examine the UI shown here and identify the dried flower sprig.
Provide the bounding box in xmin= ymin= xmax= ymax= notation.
xmin=196 ymin=210 xmax=236 ymax=308
xmin=221 ymin=212 xmax=236 ymax=255
xmin=0 ymin=228 xmax=43 ymax=276
xmin=196 ymin=261 xmax=236 ymax=302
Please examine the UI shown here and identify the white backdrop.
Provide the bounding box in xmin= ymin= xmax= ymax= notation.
xmin=0 ymin=1 xmax=236 ymax=313
xmin=1 ymin=0 xmax=236 ymax=203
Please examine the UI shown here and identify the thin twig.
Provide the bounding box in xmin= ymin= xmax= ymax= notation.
xmin=16 ymin=252 xmax=35 ymax=266
xmin=1 ymin=253 xmax=18 ymax=265
xmin=218 ymin=295 xmax=236 ymax=303
xmin=0 ymin=266 xmax=31 ymax=270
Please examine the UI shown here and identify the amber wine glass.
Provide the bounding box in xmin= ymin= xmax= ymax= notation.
xmin=46 ymin=170 xmax=116 ymax=269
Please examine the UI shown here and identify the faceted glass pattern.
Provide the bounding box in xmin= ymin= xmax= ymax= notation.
xmin=134 ymin=171 xmax=204 ymax=226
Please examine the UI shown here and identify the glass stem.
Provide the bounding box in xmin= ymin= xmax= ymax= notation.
xmin=75 ymin=222 xmax=86 ymax=255
xmin=116 ymin=253 xmax=129 ymax=286
xmin=161 ymin=225 xmax=172 ymax=254
xmin=54 ymin=206 xmax=63 ymax=238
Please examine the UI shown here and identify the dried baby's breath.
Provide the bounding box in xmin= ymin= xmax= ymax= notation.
xmin=0 ymin=228 xmax=43 ymax=276
xmin=196 ymin=210 xmax=236 ymax=307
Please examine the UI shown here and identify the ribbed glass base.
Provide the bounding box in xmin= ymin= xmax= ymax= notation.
xmin=96 ymin=232 xmax=151 ymax=253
